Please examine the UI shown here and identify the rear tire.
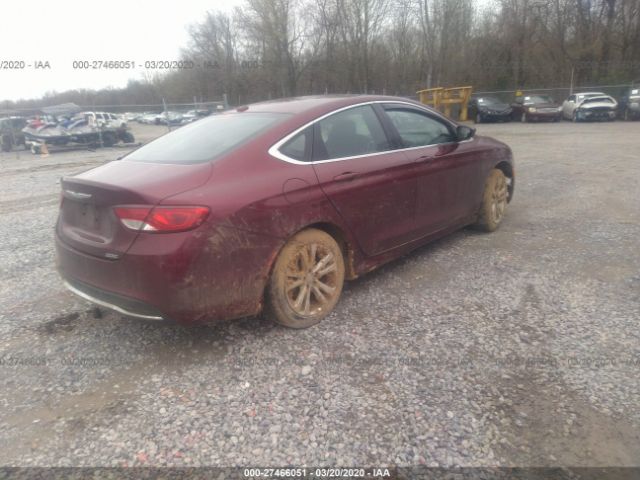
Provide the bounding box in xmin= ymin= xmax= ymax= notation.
xmin=266 ymin=229 xmax=345 ymax=328
xmin=475 ymin=169 xmax=509 ymax=232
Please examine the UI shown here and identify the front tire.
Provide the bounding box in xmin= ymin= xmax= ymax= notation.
xmin=475 ymin=169 xmax=509 ymax=232
xmin=266 ymin=229 xmax=345 ymax=328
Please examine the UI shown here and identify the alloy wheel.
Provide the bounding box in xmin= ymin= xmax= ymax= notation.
xmin=491 ymin=174 xmax=508 ymax=224
xmin=285 ymin=242 xmax=339 ymax=317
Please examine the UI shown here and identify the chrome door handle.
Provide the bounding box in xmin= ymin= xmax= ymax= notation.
xmin=333 ymin=172 xmax=359 ymax=182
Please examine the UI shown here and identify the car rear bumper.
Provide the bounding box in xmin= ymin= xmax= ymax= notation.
xmin=62 ymin=276 xmax=166 ymax=321
xmin=55 ymin=224 xmax=280 ymax=325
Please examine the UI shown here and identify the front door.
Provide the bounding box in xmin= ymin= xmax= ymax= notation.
xmin=381 ymin=104 xmax=484 ymax=237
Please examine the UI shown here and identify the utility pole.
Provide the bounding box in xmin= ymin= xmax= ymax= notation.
xmin=162 ymin=98 xmax=170 ymax=132
xmin=569 ymin=67 xmax=575 ymax=95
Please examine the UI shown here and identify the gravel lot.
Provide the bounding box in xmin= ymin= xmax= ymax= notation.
xmin=0 ymin=120 xmax=639 ymax=468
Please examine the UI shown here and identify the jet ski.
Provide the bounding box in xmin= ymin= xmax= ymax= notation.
xmin=22 ymin=113 xmax=134 ymax=147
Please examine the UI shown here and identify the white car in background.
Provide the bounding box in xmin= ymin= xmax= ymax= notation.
xmin=561 ymin=92 xmax=616 ymax=121
xmin=570 ymin=94 xmax=618 ymax=122
xmin=82 ymin=112 xmax=127 ymax=128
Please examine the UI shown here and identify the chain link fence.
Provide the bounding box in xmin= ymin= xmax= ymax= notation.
xmin=473 ymin=83 xmax=635 ymax=104
xmin=0 ymin=98 xmax=228 ymax=118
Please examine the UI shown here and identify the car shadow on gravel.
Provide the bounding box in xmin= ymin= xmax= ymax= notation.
xmin=35 ymin=223 xmax=489 ymax=368
xmin=341 ymin=227 xmax=475 ymax=296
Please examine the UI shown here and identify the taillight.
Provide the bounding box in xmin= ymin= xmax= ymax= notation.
xmin=114 ymin=206 xmax=209 ymax=233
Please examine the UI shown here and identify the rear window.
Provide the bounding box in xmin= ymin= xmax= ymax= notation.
xmin=583 ymin=97 xmax=614 ymax=104
xmin=126 ymin=112 xmax=289 ymax=164
xmin=279 ymin=127 xmax=311 ymax=161
xmin=523 ymin=95 xmax=553 ymax=104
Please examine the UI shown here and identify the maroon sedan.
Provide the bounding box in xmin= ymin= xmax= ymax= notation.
xmin=56 ymin=96 xmax=514 ymax=328
xmin=511 ymin=94 xmax=562 ymax=122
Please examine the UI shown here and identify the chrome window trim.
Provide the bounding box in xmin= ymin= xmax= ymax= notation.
xmin=268 ymin=100 xmax=470 ymax=165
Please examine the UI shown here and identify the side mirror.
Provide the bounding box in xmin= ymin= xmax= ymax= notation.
xmin=456 ymin=125 xmax=475 ymax=142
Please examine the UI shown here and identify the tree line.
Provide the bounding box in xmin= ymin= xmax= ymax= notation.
xmin=4 ymin=0 xmax=640 ymax=110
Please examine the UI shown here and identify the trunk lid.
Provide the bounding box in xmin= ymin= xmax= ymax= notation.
xmin=58 ymin=160 xmax=212 ymax=259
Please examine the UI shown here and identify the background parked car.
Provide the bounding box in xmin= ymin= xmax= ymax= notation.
xmin=158 ymin=111 xmax=184 ymax=126
xmin=125 ymin=112 xmax=144 ymax=122
xmin=570 ymin=95 xmax=617 ymax=122
xmin=562 ymin=91 xmax=608 ymax=120
xmin=511 ymin=94 xmax=561 ymax=122
xmin=618 ymin=87 xmax=640 ymax=121
xmin=180 ymin=109 xmax=211 ymax=124
xmin=0 ymin=116 xmax=27 ymax=152
xmin=138 ymin=113 xmax=163 ymax=125
xmin=81 ymin=112 xmax=127 ymax=128
xmin=468 ymin=96 xmax=512 ymax=123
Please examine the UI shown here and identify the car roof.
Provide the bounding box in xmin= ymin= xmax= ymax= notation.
xmin=229 ymin=95 xmax=424 ymax=116
xmin=575 ymin=92 xmax=605 ymax=96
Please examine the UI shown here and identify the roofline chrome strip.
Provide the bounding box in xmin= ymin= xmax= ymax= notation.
xmin=64 ymin=281 xmax=165 ymax=321
xmin=268 ymin=100 xmax=468 ymax=165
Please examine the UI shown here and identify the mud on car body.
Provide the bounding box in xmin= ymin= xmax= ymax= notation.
xmin=56 ymin=95 xmax=515 ymax=328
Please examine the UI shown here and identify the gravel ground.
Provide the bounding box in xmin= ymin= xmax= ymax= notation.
xmin=0 ymin=120 xmax=639 ymax=467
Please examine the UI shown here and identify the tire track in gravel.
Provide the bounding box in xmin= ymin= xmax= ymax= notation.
xmin=0 ymin=193 xmax=59 ymax=214
xmin=0 ymin=160 xmax=103 ymax=178
xmin=490 ymin=284 xmax=640 ymax=466
xmin=0 ymin=313 xmax=231 ymax=465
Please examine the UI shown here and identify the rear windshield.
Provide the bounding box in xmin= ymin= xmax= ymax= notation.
xmin=583 ymin=97 xmax=614 ymax=104
xmin=477 ymin=97 xmax=501 ymax=105
xmin=523 ymin=95 xmax=553 ymax=104
xmin=126 ymin=112 xmax=289 ymax=164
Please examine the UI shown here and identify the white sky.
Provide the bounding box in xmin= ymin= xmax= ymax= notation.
xmin=0 ymin=0 xmax=240 ymax=102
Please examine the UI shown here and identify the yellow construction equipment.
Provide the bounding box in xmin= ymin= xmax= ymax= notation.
xmin=416 ymin=85 xmax=473 ymax=121
xmin=417 ymin=87 xmax=444 ymax=110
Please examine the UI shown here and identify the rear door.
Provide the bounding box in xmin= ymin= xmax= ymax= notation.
xmin=310 ymin=104 xmax=419 ymax=256
xmin=381 ymin=104 xmax=484 ymax=236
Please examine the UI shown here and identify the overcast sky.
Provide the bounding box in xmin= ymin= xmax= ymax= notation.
xmin=0 ymin=0 xmax=240 ymax=102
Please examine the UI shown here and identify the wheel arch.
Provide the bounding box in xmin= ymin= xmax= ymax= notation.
xmin=494 ymin=161 xmax=514 ymax=202
xmin=262 ymin=220 xmax=358 ymax=305
xmin=258 ymin=220 xmax=356 ymax=322
xmin=305 ymin=222 xmax=357 ymax=280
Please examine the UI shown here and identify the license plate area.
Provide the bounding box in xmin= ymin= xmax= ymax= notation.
xmin=61 ymin=198 xmax=113 ymax=243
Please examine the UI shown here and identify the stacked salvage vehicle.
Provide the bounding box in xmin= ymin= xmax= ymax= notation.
xmin=20 ymin=104 xmax=135 ymax=154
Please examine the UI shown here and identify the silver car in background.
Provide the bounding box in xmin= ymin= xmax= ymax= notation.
xmin=562 ymin=92 xmax=617 ymax=122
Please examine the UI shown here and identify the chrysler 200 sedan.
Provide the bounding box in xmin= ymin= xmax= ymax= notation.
xmin=56 ymin=95 xmax=515 ymax=328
